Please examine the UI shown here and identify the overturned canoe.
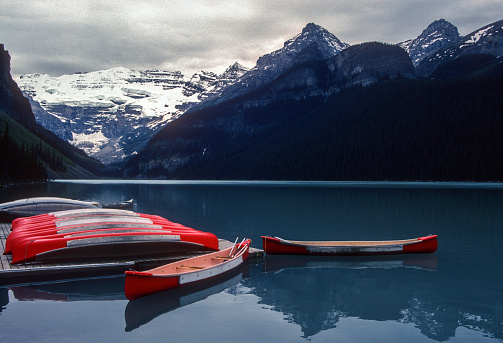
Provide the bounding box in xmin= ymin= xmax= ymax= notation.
xmin=10 ymin=230 xmax=219 ymax=264
xmin=102 ymin=199 xmax=134 ymax=209
xmin=261 ymin=235 xmax=438 ymax=256
xmin=0 ymin=197 xmax=100 ymax=222
xmin=124 ymin=239 xmax=251 ymax=300
xmin=7 ymin=209 xmax=219 ymax=264
xmin=11 ymin=208 xmax=151 ymax=229
xmin=4 ymin=219 xmax=199 ymax=255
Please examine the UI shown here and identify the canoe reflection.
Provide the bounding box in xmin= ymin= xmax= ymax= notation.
xmin=262 ymin=254 xmax=438 ymax=273
xmin=9 ymin=275 xmax=126 ymax=302
xmin=124 ymin=264 xmax=248 ymax=332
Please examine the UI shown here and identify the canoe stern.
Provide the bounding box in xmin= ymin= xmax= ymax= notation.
xmin=125 ymin=271 xmax=179 ymax=300
xmin=403 ymin=235 xmax=438 ymax=254
xmin=262 ymin=236 xmax=309 ymax=255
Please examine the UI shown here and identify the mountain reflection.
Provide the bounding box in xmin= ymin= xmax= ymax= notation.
xmin=246 ymin=256 xmax=502 ymax=341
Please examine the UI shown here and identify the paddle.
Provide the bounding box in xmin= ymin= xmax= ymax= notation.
xmin=232 ymin=238 xmax=248 ymax=257
xmin=228 ymin=237 xmax=239 ymax=257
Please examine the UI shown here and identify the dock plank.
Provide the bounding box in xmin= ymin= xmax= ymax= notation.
xmin=0 ymin=223 xmax=263 ymax=285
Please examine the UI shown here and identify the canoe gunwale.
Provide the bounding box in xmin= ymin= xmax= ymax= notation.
xmin=261 ymin=235 xmax=438 ymax=256
xmin=276 ymin=237 xmax=422 ymax=247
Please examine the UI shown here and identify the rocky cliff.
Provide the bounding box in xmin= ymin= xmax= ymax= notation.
xmin=416 ymin=19 xmax=503 ymax=77
xmin=0 ymin=44 xmax=36 ymax=126
xmin=398 ymin=19 xmax=462 ymax=66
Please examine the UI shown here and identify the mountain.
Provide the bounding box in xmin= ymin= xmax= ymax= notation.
xmin=192 ymin=23 xmax=350 ymax=110
xmin=398 ymin=19 xmax=462 ymax=66
xmin=13 ymin=19 xmax=503 ymax=180
xmin=122 ymin=19 xmax=503 ymax=181
xmin=17 ymin=63 xmax=248 ymax=164
xmin=415 ymin=19 xmax=503 ymax=77
xmin=122 ymin=41 xmax=416 ymax=179
xmin=0 ymin=44 xmax=107 ymax=182
xmin=124 ymin=58 xmax=503 ymax=181
xmin=0 ymin=44 xmax=35 ymax=127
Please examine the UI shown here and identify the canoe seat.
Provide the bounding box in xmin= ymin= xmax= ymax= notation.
xmin=176 ymin=265 xmax=204 ymax=269
xmin=212 ymin=257 xmax=232 ymax=260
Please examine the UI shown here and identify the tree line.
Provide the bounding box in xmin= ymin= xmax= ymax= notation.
xmin=0 ymin=123 xmax=48 ymax=184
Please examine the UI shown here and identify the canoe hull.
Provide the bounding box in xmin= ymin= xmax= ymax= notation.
xmin=0 ymin=197 xmax=100 ymax=222
xmin=124 ymin=240 xmax=250 ymax=300
xmin=261 ymin=235 xmax=438 ymax=256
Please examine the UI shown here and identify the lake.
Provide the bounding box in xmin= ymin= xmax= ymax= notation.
xmin=1 ymin=180 xmax=502 ymax=342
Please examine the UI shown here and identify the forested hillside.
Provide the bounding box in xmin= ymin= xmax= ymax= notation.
xmin=129 ymin=58 xmax=503 ymax=181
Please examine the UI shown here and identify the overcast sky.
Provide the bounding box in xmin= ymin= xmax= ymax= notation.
xmin=1 ymin=0 xmax=501 ymax=78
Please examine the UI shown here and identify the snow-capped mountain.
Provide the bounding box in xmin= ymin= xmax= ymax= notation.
xmin=17 ymin=64 xmax=248 ymax=163
xmin=194 ymin=23 xmax=350 ymax=109
xmin=398 ymin=19 xmax=462 ymax=66
xmin=415 ymin=18 xmax=503 ymax=77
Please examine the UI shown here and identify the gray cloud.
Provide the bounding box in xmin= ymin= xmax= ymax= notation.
xmin=1 ymin=0 xmax=501 ymax=78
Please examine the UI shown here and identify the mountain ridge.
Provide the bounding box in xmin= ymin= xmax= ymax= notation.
xmin=12 ymin=18 xmax=503 ymax=175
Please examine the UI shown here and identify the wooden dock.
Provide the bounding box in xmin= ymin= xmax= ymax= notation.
xmin=0 ymin=223 xmax=263 ymax=285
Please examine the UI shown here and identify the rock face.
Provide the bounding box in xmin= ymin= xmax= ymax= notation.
xmin=17 ymin=65 xmax=248 ymax=164
xmin=399 ymin=19 xmax=462 ymax=66
xmin=125 ymin=41 xmax=417 ymax=178
xmin=0 ymin=44 xmax=35 ymax=126
xmin=329 ymin=42 xmax=415 ymax=88
xmin=415 ymin=19 xmax=503 ymax=77
xmin=194 ymin=23 xmax=350 ymax=109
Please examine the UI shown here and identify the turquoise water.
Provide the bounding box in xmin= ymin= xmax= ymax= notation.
xmin=0 ymin=181 xmax=502 ymax=342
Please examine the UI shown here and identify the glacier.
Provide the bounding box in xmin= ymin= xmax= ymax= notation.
xmin=17 ymin=64 xmax=248 ymax=164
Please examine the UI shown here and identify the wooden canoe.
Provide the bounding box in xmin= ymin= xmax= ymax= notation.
xmin=124 ymin=239 xmax=251 ymax=300
xmin=261 ymin=235 xmax=438 ymax=256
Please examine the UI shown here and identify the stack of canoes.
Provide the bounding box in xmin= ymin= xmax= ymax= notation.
xmin=4 ymin=208 xmax=219 ymax=264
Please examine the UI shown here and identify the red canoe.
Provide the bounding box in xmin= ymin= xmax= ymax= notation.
xmin=5 ymin=216 xmax=194 ymax=254
xmin=10 ymin=229 xmax=219 ymax=264
xmin=11 ymin=209 xmax=171 ymax=230
xmin=124 ymin=239 xmax=251 ymax=300
xmin=261 ymin=235 xmax=438 ymax=256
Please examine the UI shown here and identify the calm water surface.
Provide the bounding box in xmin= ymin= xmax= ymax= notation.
xmin=0 ymin=181 xmax=502 ymax=342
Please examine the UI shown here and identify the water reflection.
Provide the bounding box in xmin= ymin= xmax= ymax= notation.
xmin=124 ymin=265 xmax=247 ymax=332
xmin=7 ymin=275 xmax=126 ymax=302
xmin=1 ymin=181 xmax=502 ymax=342
xmin=262 ymin=254 xmax=438 ymax=273
xmin=245 ymin=257 xmax=503 ymax=341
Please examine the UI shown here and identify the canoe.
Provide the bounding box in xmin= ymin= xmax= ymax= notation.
xmin=124 ymin=238 xmax=251 ymax=300
xmin=11 ymin=208 xmax=149 ymax=229
xmin=4 ymin=219 xmax=199 ymax=255
xmin=6 ymin=209 xmax=219 ymax=264
xmin=125 ymin=266 xmax=245 ymax=331
xmin=5 ymin=210 xmax=194 ymax=255
xmin=261 ymin=235 xmax=438 ymax=256
xmin=10 ymin=229 xmax=219 ymax=264
xmin=0 ymin=197 xmax=100 ymax=222
xmin=102 ymin=199 xmax=134 ymax=209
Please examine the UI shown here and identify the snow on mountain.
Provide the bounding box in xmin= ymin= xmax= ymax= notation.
xmin=17 ymin=65 xmax=247 ymax=163
xmin=415 ymin=18 xmax=503 ymax=77
xmin=193 ymin=23 xmax=350 ymax=109
xmin=398 ymin=19 xmax=461 ymax=66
